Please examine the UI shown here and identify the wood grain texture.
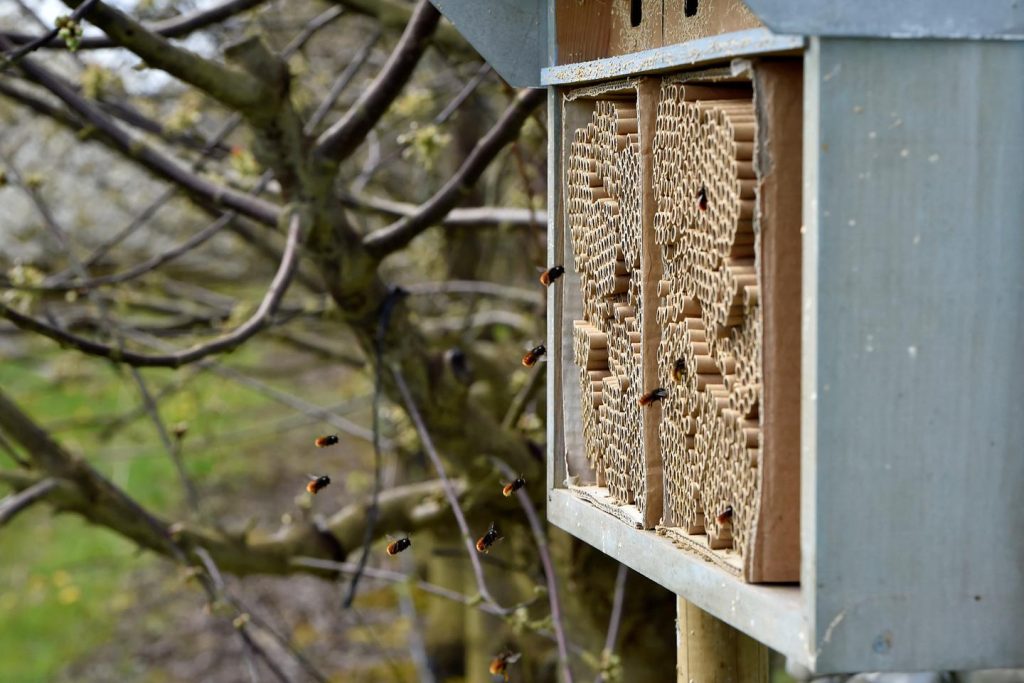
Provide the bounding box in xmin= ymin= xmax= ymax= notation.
xmin=748 ymin=58 xmax=803 ymax=582
xmin=802 ymin=37 xmax=1024 ymax=673
xmin=663 ymin=0 xmax=762 ymax=47
xmin=677 ymin=597 xmax=771 ymax=683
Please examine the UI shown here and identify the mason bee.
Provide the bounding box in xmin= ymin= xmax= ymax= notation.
xmin=502 ymin=476 xmax=526 ymax=497
xmin=671 ymin=358 xmax=686 ymax=382
xmin=697 ymin=186 xmax=708 ymax=211
xmin=475 ymin=522 xmax=503 ymax=553
xmin=716 ymin=505 xmax=734 ymax=525
xmin=638 ymin=388 xmax=668 ymax=406
xmin=314 ymin=434 xmax=339 ymax=448
xmin=306 ymin=475 xmax=331 ymax=495
xmin=489 ymin=650 xmax=522 ymax=682
xmin=521 ymin=344 xmax=546 ymax=368
xmin=386 ymin=536 xmax=412 ymax=556
xmin=539 ymin=265 xmax=565 ymax=287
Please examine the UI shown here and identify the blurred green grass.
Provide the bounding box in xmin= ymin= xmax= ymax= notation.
xmin=0 ymin=344 xmax=319 ymax=681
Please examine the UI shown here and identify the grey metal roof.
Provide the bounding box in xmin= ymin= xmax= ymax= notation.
xmin=430 ymin=1 xmax=1023 ymax=89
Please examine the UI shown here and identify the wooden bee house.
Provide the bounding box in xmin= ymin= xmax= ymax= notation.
xmin=431 ymin=0 xmax=1024 ymax=675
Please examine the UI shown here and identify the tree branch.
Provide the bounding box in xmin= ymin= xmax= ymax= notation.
xmin=340 ymin=191 xmax=546 ymax=229
xmin=328 ymin=0 xmax=471 ymax=59
xmin=362 ymin=87 xmax=546 ymax=257
xmin=0 ymin=0 xmax=100 ymax=68
xmin=3 ymin=44 xmax=281 ymax=226
xmin=0 ymin=212 xmax=302 ymax=368
xmin=0 ymin=477 xmax=57 ymax=526
xmin=313 ymin=0 xmax=439 ymax=164
xmin=1 ymin=0 xmax=266 ymax=51
xmin=60 ymin=0 xmax=273 ymax=113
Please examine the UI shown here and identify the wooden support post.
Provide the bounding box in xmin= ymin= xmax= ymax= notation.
xmin=677 ymin=597 xmax=770 ymax=683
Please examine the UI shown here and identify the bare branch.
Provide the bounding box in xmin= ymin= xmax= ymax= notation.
xmin=595 ymin=564 xmax=629 ymax=683
xmin=362 ymin=87 xmax=546 ymax=257
xmin=328 ymin=0 xmax=472 ymax=58
xmin=392 ymin=367 xmax=511 ymax=614
xmin=2 ymin=45 xmax=281 ymax=225
xmin=340 ymin=191 xmax=546 ymax=229
xmin=304 ymin=29 xmax=381 ymax=135
xmin=60 ymin=0 xmax=272 ymax=113
xmin=0 ymin=212 xmax=303 ymax=368
xmin=493 ymin=459 xmax=574 ymax=683
xmin=314 ymin=0 xmax=440 ymax=164
xmin=0 ymin=0 xmax=100 ymax=68
xmin=403 ymin=279 xmax=539 ymax=305
xmin=1 ymin=0 xmax=267 ymax=51
xmin=0 ymin=477 xmax=57 ymax=526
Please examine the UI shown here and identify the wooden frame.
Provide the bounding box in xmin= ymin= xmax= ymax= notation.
xmin=547 ymin=35 xmax=1024 ymax=675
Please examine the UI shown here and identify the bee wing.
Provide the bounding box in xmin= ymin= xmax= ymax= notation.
xmin=505 ymin=652 xmax=522 ymax=663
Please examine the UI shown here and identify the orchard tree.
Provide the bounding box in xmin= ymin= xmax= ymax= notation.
xmin=0 ymin=1 xmax=674 ymax=680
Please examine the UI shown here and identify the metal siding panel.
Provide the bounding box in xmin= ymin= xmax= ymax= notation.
xmin=807 ymin=38 xmax=1024 ymax=673
xmin=547 ymin=88 xmax=564 ymax=496
xmin=744 ymin=0 xmax=1024 ymax=40
xmin=429 ymin=0 xmax=546 ymax=87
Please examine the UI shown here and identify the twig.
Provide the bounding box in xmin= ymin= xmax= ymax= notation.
xmin=196 ymin=547 xmax=329 ymax=683
xmin=126 ymin=329 xmax=379 ymax=445
xmin=403 ymin=279 xmax=540 ymax=305
xmin=0 ymin=212 xmax=303 ymax=368
xmin=362 ymin=87 xmax=546 ymax=257
xmin=0 ymin=0 xmax=100 ymax=69
xmin=0 ymin=478 xmax=57 ymax=526
xmin=292 ymin=556 xmax=507 ymax=616
xmin=304 ymin=29 xmax=381 ymax=135
xmin=314 ymin=0 xmax=440 ymax=164
xmin=492 ymin=459 xmax=574 ymax=683
xmin=595 ymin=563 xmax=629 ymax=683
xmin=501 ymin=363 xmax=545 ymax=431
xmin=397 ymin=551 xmax=437 ymax=683
xmin=342 ymin=286 xmax=405 ymax=607
xmin=339 ymin=191 xmax=546 ymax=229
xmin=392 ymin=367 xmax=509 ymax=613
xmin=1 ymin=0 xmax=266 ymax=51
xmin=0 ymin=40 xmax=280 ymax=226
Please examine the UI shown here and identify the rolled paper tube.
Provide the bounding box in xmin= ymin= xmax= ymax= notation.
xmin=696 ymin=373 xmax=723 ymax=391
xmin=693 ymin=355 xmax=718 ymax=373
xmin=615 ymin=118 xmax=639 ymax=135
xmin=731 ymin=122 xmax=756 ymax=141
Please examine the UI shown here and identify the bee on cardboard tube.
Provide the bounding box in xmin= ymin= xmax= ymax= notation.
xmin=521 ymin=344 xmax=546 ymax=368
xmin=489 ymin=650 xmax=522 ymax=682
xmin=475 ymin=522 xmax=503 ymax=554
xmin=502 ymin=476 xmax=526 ymax=497
xmin=697 ymin=185 xmax=709 ymax=211
xmin=306 ymin=474 xmax=331 ymax=495
xmin=314 ymin=434 xmax=339 ymax=448
xmin=716 ymin=505 xmax=734 ymax=525
xmin=386 ymin=536 xmax=412 ymax=556
xmin=539 ymin=265 xmax=565 ymax=287
xmin=638 ymin=387 xmax=668 ymax=406
xmin=671 ymin=358 xmax=686 ymax=383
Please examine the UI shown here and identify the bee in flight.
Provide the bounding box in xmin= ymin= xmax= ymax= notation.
xmin=522 ymin=344 xmax=546 ymax=368
xmin=306 ymin=474 xmax=331 ymax=495
xmin=475 ymin=522 xmax=503 ymax=554
xmin=489 ymin=650 xmax=522 ymax=682
xmin=386 ymin=536 xmax=412 ymax=556
xmin=671 ymin=358 xmax=686 ymax=383
xmin=539 ymin=265 xmax=565 ymax=287
xmin=697 ymin=185 xmax=709 ymax=211
xmin=638 ymin=387 xmax=668 ymax=406
xmin=502 ymin=476 xmax=526 ymax=497
xmin=314 ymin=434 xmax=339 ymax=448
xmin=716 ymin=505 xmax=734 ymax=525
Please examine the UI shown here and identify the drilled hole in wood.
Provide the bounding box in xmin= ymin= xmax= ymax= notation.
xmin=685 ymin=0 xmax=699 ymax=18
xmin=630 ymin=0 xmax=643 ymax=27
